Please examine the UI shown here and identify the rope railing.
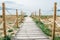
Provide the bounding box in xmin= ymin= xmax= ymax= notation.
xmin=0 ymin=9 xmax=18 ymax=28
xmin=6 ymin=9 xmax=14 ymax=15
xmin=31 ymin=2 xmax=58 ymax=40
xmin=0 ymin=3 xmax=25 ymax=38
xmin=40 ymin=19 xmax=60 ymax=27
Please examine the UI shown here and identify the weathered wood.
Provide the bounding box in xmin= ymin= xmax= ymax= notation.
xmin=16 ymin=9 xmax=18 ymax=28
xmin=52 ymin=2 xmax=57 ymax=40
xmin=21 ymin=11 xmax=23 ymax=22
xmin=32 ymin=12 xmax=35 ymax=18
xmin=2 ymin=3 xmax=6 ymax=37
xmin=39 ymin=9 xmax=41 ymax=21
xmin=31 ymin=12 xmax=34 ymax=18
xmin=35 ymin=11 xmax=36 ymax=17
xmin=32 ymin=12 xmax=34 ymax=17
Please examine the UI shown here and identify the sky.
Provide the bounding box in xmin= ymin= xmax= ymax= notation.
xmin=0 ymin=0 xmax=60 ymax=15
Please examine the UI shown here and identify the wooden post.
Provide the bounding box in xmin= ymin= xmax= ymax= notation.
xmin=35 ymin=11 xmax=36 ymax=17
xmin=21 ymin=11 xmax=23 ymax=22
xmin=32 ymin=12 xmax=33 ymax=17
xmin=16 ymin=9 xmax=18 ymax=28
xmin=22 ymin=12 xmax=24 ymax=20
xmin=32 ymin=12 xmax=34 ymax=18
xmin=31 ymin=12 xmax=33 ymax=18
xmin=52 ymin=2 xmax=57 ymax=40
xmin=39 ymin=9 xmax=41 ymax=21
xmin=22 ymin=12 xmax=23 ymax=19
xmin=2 ymin=3 xmax=6 ymax=37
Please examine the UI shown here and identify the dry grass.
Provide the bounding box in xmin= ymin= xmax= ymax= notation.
xmin=0 ymin=15 xmax=24 ymax=37
xmin=34 ymin=16 xmax=60 ymax=36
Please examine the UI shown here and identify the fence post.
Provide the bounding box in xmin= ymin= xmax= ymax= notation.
xmin=32 ymin=12 xmax=34 ymax=18
xmin=2 ymin=3 xmax=6 ymax=37
xmin=32 ymin=12 xmax=33 ymax=17
xmin=21 ymin=11 xmax=22 ymax=22
xmin=39 ymin=9 xmax=41 ymax=21
xmin=22 ymin=12 xmax=24 ymax=20
xmin=35 ymin=11 xmax=36 ymax=17
xmin=52 ymin=2 xmax=57 ymax=40
xmin=16 ymin=9 xmax=18 ymax=28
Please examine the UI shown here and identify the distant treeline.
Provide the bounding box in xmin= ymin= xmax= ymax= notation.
xmin=40 ymin=15 xmax=60 ymax=19
xmin=0 ymin=15 xmax=28 ymax=18
xmin=0 ymin=15 xmax=2 ymax=18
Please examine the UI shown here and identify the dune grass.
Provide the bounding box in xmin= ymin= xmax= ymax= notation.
xmin=34 ymin=19 xmax=52 ymax=36
xmin=33 ymin=19 xmax=60 ymax=40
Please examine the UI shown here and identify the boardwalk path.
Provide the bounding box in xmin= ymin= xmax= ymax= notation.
xmin=13 ymin=17 xmax=50 ymax=40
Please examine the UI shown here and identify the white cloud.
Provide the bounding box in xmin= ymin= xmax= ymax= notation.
xmin=3 ymin=0 xmax=60 ymax=11
xmin=0 ymin=0 xmax=60 ymax=15
xmin=4 ymin=0 xmax=20 ymax=4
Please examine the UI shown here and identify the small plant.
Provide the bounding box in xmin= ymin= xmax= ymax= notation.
xmin=34 ymin=19 xmax=52 ymax=36
xmin=55 ymin=37 xmax=60 ymax=40
xmin=3 ymin=35 xmax=11 ymax=40
xmin=9 ymin=22 xmax=12 ymax=24
xmin=0 ymin=15 xmax=2 ymax=18
xmin=33 ymin=17 xmax=60 ymax=40
xmin=36 ymin=21 xmax=39 ymax=24
xmin=8 ymin=29 xmax=13 ymax=32
xmin=13 ymin=26 xmax=19 ymax=30
xmin=24 ymin=15 xmax=28 ymax=17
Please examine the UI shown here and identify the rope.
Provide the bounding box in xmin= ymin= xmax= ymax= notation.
xmin=6 ymin=9 xmax=14 ymax=15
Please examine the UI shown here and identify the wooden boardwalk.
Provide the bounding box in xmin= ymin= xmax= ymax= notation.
xmin=12 ymin=17 xmax=50 ymax=40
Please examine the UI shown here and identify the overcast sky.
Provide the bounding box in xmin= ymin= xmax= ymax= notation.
xmin=0 ymin=0 xmax=60 ymax=15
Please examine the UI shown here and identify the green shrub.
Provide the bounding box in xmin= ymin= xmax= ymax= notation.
xmin=33 ymin=18 xmax=60 ymax=40
xmin=34 ymin=19 xmax=39 ymax=24
xmin=3 ymin=35 xmax=11 ymax=40
xmin=39 ymin=22 xmax=52 ymax=36
xmin=13 ymin=26 xmax=19 ymax=30
xmin=8 ymin=29 xmax=13 ymax=32
xmin=9 ymin=22 xmax=12 ymax=24
xmin=36 ymin=21 xmax=39 ymax=24
xmin=34 ymin=19 xmax=52 ymax=36
xmin=55 ymin=37 xmax=60 ymax=40
xmin=24 ymin=15 xmax=28 ymax=17
xmin=0 ymin=15 xmax=2 ymax=18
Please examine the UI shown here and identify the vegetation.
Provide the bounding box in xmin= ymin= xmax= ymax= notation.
xmin=8 ymin=29 xmax=13 ymax=32
xmin=24 ymin=15 xmax=28 ymax=17
xmin=55 ymin=37 xmax=60 ymax=40
xmin=34 ymin=19 xmax=52 ymax=36
xmin=13 ymin=26 xmax=19 ymax=30
xmin=0 ymin=15 xmax=2 ymax=18
xmin=33 ymin=18 xmax=60 ymax=40
xmin=0 ymin=15 xmax=24 ymax=40
xmin=40 ymin=15 xmax=53 ymax=19
xmin=0 ymin=35 xmax=11 ymax=40
xmin=3 ymin=35 xmax=11 ymax=40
